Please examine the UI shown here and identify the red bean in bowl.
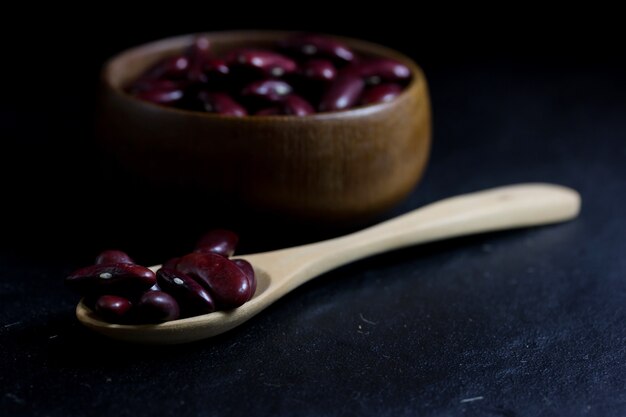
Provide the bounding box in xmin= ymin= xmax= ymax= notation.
xmin=360 ymin=83 xmax=403 ymax=105
xmin=319 ymin=72 xmax=365 ymax=112
xmin=278 ymin=34 xmax=355 ymax=62
xmin=125 ymin=33 xmax=412 ymax=115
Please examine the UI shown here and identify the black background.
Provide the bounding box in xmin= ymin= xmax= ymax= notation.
xmin=1 ymin=9 xmax=625 ymax=417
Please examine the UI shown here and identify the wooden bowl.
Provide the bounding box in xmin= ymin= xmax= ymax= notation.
xmin=98 ymin=31 xmax=431 ymax=222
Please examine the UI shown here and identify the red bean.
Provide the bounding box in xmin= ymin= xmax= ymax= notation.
xmin=177 ymin=252 xmax=251 ymax=309
xmin=143 ymin=55 xmax=190 ymax=80
xmin=156 ymin=268 xmax=215 ymax=314
xmin=360 ymin=83 xmax=403 ymax=105
xmin=126 ymin=34 xmax=411 ymax=114
xmin=279 ymin=34 xmax=354 ymax=62
xmin=299 ymin=59 xmax=336 ymax=82
xmin=282 ymin=95 xmax=315 ymax=116
xmin=135 ymin=87 xmax=184 ymax=105
xmin=353 ymin=58 xmax=411 ymax=83
xmin=241 ymin=79 xmax=293 ymax=102
xmin=95 ymin=250 xmax=134 ymax=265
xmin=227 ymin=49 xmax=297 ymax=77
xmin=136 ymin=291 xmax=180 ymax=322
xmin=186 ymin=37 xmax=212 ymax=82
xmin=66 ymin=263 xmax=156 ymax=295
xmin=128 ymin=79 xmax=184 ymax=94
xmin=198 ymin=92 xmax=247 ymax=116
xmin=319 ymin=73 xmax=365 ymax=112
xmin=232 ymin=259 xmax=256 ymax=301
xmin=255 ymin=107 xmax=282 ymax=116
xmin=194 ymin=229 xmax=239 ymax=257
xmin=163 ymin=257 xmax=180 ymax=270
xmin=202 ymin=59 xmax=229 ymax=77
xmin=95 ymin=295 xmax=133 ymax=323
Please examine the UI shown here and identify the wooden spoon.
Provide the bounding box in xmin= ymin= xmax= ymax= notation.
xmin=76 ymin=183 xmax=580 ymax=344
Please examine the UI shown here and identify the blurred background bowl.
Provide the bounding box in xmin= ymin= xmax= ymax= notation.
xmin=98 ymin=30 xmax=431 ymax=223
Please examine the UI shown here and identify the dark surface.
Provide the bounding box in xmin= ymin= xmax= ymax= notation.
xmin=1 ymin=14 xmax=626 ymax=417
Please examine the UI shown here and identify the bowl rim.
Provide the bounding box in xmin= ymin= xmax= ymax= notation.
xmin=101 ymin=30 xmax=426 ymax=121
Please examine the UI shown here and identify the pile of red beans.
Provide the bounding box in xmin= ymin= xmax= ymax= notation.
xmin=65 ymin=230 xmax=255 ymax=323
xmin=126 ymin=33 xmax=412 ymax=115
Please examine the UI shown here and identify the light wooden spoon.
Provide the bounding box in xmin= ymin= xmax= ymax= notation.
xmin=76 ymin=183 xmax=580 ymax=344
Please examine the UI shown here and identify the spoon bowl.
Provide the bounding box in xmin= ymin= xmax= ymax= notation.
xmin=77 ymin=183 xmax=581 ymax=344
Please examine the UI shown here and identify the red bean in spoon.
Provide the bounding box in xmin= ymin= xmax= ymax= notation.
xmin=95 ymin=250 xmax=134 ymax=265
xmin=194 ymin=229 xmax=239 ymax=257
xmin=66 ymin=263 xmax=156 ymax=296
xmin=136 ymin=291 xmax=180 ymax=322
xmin=232 ymin=259 xmax=256 ymax=301
xmin=95 ymin=295 xmax=133 ymax=323
xmin=177 ymin=252 xmax=251 ymax=309
xmin=156 ymin=268 xmax=215 ymax=314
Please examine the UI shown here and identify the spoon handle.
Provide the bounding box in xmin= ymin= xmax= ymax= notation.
xmin=267 ymin=183 xmax=580 ymax=288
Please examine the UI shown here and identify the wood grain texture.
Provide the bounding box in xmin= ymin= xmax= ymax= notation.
xmin=97 ymin=31 xmax=431 ymax=222
xmin=77 ymin=183 xmax=581 ymax=344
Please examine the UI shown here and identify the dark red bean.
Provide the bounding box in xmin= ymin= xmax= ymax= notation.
xmin=135 ymin=87 xmax=184 ymax=105
xmin=156 ymin=268 xmax=215 ymax=314
xmin=353 ymin=58 xmax=411 ymax=83
xmin=128 ymin=79 xmax=185 ymax=94
xmin=136 ymin=291 xmax=180 ymax=322
xmin=163 ymin=257 xmax=180 ymax=270
xmin=186 ymin=37 xmax=212 ymax=82
xmin=279 ymin=34 xmax=354 ymax=62
xmin=232 ymin=259 xmax=256 ymax=301
xmin=66 ymin=263 xmax=156 ymax=295
xmin=177 ymin=252 xmax=251 ymax=309
xmin=95 ymin=295 xmax=133 ymax=323
xmin=319 ymin=73 xmax=365 ymax=112
xmin=299 ymin=59 xmax=336 ymax=82
xmin=360 ymin=83 xmax=403 ymax=105
xmin=282 ymin=95 xmax=315 ymax=116
xmin=241 ymin=79 xmax=293 ymax=102
xmin=143 ymin=55 xmax=190 ymax=80
xmin=95 ymin=250 xmax=134 ymax=265
xmin=202 ymin=59 xmax=229 ymax=77
xmin=255 ymin=107 xmax=282 ymax=116
xmin=198 ymin=92 xmax=247 ymax=116
xmin=194 ymin=229 xmax=239 ymax=257
xmin=227 ymin=49 xmax=296 ymax=77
